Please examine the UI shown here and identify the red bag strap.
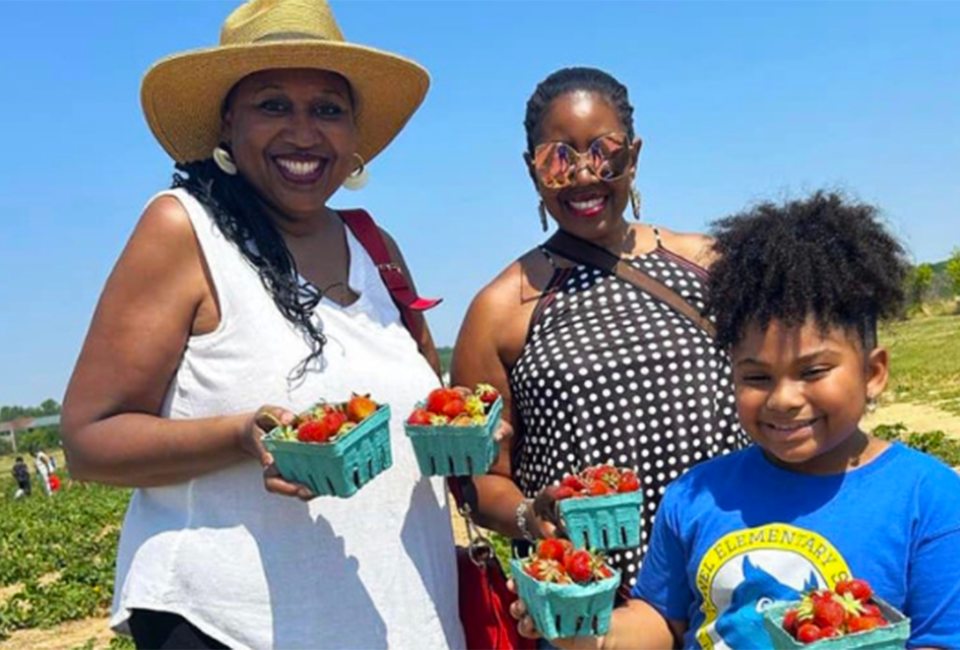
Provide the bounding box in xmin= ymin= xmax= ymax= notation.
xmin=339 ymin=209 xmax=442 ymax=346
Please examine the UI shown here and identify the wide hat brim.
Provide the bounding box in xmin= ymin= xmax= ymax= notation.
xmin=141 ymin=40 xmax=430 ymax=165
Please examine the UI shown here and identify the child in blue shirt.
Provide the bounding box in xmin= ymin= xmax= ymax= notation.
xmin=511 ymin=192 xmax=960 ymax=649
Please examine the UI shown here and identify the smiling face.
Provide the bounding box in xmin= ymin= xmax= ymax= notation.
xmin=731 ymin=316 xmax=889 ymax=475
xmin=221 ymin=68 xmax=359 ymax=221
xmin=528 ymin=91 xmax=641 ymax=245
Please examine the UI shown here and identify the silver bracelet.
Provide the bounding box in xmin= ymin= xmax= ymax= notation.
xmin=516 ymin=498 xmax=537 ymax=542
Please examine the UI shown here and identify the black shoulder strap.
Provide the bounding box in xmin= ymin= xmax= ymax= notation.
xmin=543 ymin=229 xmax=717 ymax=338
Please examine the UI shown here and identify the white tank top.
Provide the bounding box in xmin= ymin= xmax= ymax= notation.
xmin=110 ymin=188 xmax=464 ymax=650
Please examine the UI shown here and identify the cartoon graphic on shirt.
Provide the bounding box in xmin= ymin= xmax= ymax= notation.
xmin=695 ymin=523 xmax=853 ymax=650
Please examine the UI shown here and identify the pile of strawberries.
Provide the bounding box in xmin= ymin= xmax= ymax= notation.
xmin=406 ymin=384 xmax=500 ymax=427
xmin=553 ymin=464 xmax=641 ymax=499
xmin=519 ymin=538 xmax=614 ymax=585
xmin=276 ymin=394 xmax=379 ymax=444
xmin=782 ymin=579 xmax=892 ymax=643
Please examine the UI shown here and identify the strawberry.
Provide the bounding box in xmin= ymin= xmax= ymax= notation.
xmin=860 ymin=603 xmax=882 ymax=618
xmin=847 ymin=615 xmax=885 ymax=633
xmin=812 ymin=594 xmax=846 ymax=629
xmin=835 ymin=578 xmax=873 ymax=602
xmin=523 ymin=558 xmax=567 ymax=583
xmin=555 ymin=486 xmax=577 ymax=500
xmin=475 ymin=383 xmax=500 ymax=404
xmin=818 ymin=626 xmax=840 ymax=639
xmin=536 ymin=538 xmax=568 ymax=563
xmin=426 ymin=387 xmax=461 ymax=415
xmin=561 ymin=474 xmax=585 ymax=491
xmin=782 ymin=609 xmax=799 ymax=635
xmin=407 ymin=408 xmax=431 ymax=425
xmin=588 ymin=480 xmax=611 ymax=496
xmin=796 ymin=623 xmax=822 ymax=643
xmin=617 ymin=470 xmax=641 ymax=493
xmin=564 ymin=549 xmax=594 ymax=583
xmin=441 ymin=399 xmax=467 ymax=418
xmin=346 ymin=393 xmax=377 ymax=423
xmin=296 ymin=419 xmax=329 ymax=443
xmin=320 ymin=410 xmax=347 ymax=438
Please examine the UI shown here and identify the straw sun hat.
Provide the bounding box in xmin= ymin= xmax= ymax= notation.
xmin=141 ymin=0 xmax=430 ymax=166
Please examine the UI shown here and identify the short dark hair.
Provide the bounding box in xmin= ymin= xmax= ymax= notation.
xmin=705 ymin=191 xmax=909 ymax=350
xmin=523 ymin=67 xmax=635 ymax=154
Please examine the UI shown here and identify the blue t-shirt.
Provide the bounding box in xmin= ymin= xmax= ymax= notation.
xmin=631 ymin=443 xmax=960 ymax=649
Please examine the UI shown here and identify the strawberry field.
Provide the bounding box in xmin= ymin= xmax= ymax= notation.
xmin=0 ymin=478 xmax=130 ymax=645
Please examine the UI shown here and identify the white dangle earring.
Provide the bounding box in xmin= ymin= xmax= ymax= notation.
xmin=212 ymin=145 xmax=238 ymax=176
xmin=342 ymin=153 xmax=369 ymax=190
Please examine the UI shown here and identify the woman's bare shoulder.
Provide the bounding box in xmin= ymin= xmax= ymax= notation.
xmin=655 ymin=226 xmax=719 ymax=269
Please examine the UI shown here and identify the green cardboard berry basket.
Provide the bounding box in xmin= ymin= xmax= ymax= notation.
xmin=763 ymin=596 xmax=910 ymax=650
xmin=262 ymin=404 xmax=392 ymax=498
xmin=510 ymin=558 xmax=620 ymax=640
xmin=559 ymin=490 xmax=643 ymax=551
xmin=404 ymin=396 xmax=502 ymax=476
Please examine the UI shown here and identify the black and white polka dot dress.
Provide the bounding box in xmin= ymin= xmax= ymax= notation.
xmin=508 ymin=235 xmax=748 ymax=587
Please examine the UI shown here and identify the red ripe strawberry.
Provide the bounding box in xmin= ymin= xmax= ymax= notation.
xmin=617 ymin=470 xmax=640 ymax=493
xmin=818 ymin=626 xmax=840 ymax=639
xmin=346 ymin=393 xmax=377 ymax=423
xmin=782 ymin=609 xmax=799 ymax=635
xmin=561 ymin=474 xmax=585 ymax=491
xmin=297 ymin=419 xmax=330 ymax=443
xmin=536 ymin=538 xmax=567 ymax=563
xmin=847 ymin=615 xmax=885 ymax=632
xmin=407 ymin=408 xmax=432 ymax=425
xmin=441 ymin=399 xmax=467 ymax=418
xmin=564 ymin=550 xmax=594 ymax=583
xmin=589 ymin=480 xmax=611 ymax=496
xmin=426 ymin=387 xmax=461 ymax=415
xmin=555 ymin=486 xmax=577 ymax=500
xmin=860 ymin=603 xmax=882 ymax=618
xmin=812 ymin=595 xmax=846 ymax=629
xmin=592 ymin=465 xmax=620 ymax=486
xmin=321 ymin=410 xmax=347 ymax=438
xmin=475 ymin=383 xmax=500 ymax=404
xmin=796 ymin=623 xmax=822 ymax=643
xmin=835 ymin=578 xmax=873 ymax=601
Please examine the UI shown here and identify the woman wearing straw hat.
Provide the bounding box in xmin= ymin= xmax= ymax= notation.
xmin=61 ymin=1 xmax=462 ymax=648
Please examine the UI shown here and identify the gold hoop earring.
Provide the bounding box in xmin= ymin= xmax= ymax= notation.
xmin=212 ymin=145 xmax=238 ymax=176
xmin=630 ymin=186 xmax=641 ymax=221
xmin=539 ymin=201 xmax=548 ymax=232
xmin=342 ymin=153 xmax=368 ymax=190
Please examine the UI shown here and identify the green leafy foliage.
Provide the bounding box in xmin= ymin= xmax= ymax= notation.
xmin=0 ymin=400 xmax=61 ymax=421
xmin=0 ymin=480 xmax=130 ymax=640
xmin=947 ymin=249 xmax=960 ymax=299
xmin=872 ymin=422 xmax=960 ymax=467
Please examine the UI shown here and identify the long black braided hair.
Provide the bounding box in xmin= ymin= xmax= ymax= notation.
xmin=172 ymin=159 xmax=326 ymax=377
xmin=524 ymin=67 xmax=636 ymax=154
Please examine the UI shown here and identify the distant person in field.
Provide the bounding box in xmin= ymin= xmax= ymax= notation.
xmin=33 ymin=449 xmax=52 ymax=497
xmin=12 ymin=456 xmax=31 ymax=498
xmin=60 ymin=0 xmax=463 ymax=649
xmin=510 ymin=192 xmax=960 ymax=649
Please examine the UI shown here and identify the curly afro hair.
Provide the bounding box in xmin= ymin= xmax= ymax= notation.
xmin=705 ymin=191 xmax=909 ymax=351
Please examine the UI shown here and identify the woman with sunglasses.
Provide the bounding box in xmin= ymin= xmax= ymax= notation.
xmin=451 ymin=67 xmax=748 ymax=589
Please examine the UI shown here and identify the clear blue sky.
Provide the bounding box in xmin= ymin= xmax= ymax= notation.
xmin=1 ymin=1 xmax=958 ymax=408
